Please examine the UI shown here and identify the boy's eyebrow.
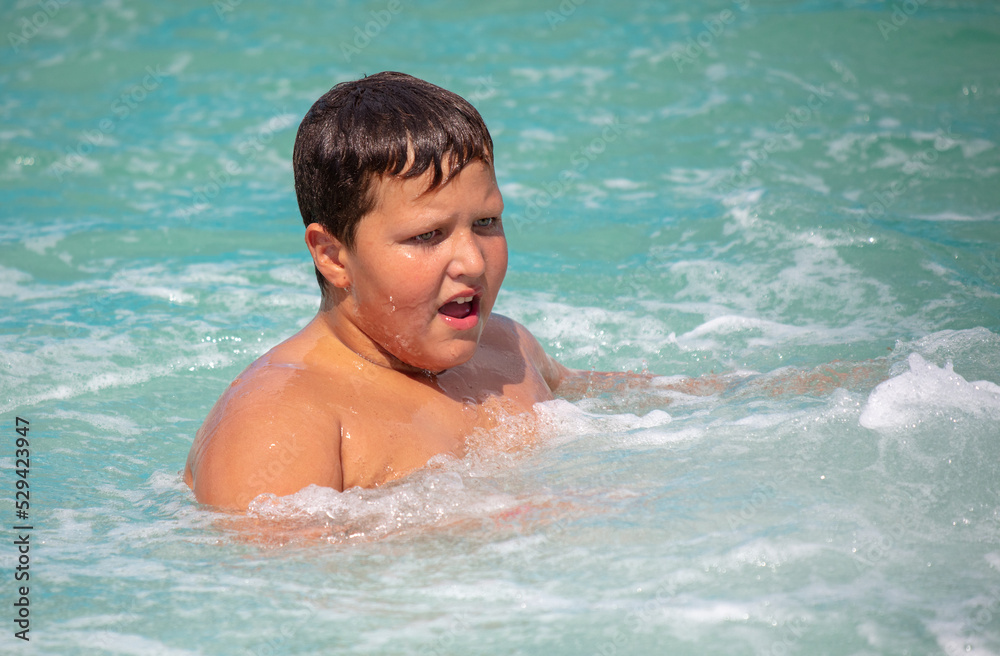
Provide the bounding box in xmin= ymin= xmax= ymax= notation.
xmin=399 ymin=198 xmax=505 ymax=227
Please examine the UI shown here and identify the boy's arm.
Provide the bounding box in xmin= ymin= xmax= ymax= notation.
xmin=548 ymin=360 xmax=888 ymax=401
xmin=512 ymin=319 xmax=887 ymax=401
xmin=511 ymin=319 xmax=726 ymax=398
xmin=186 ymin=379 xmax=343 ymax=511
xmin=512 ymin=319 xmax=727 ymax=399
xmin=737 ymin=359 xmax=890 ymax=398
xmin=551 ymin=369 xmax=735 ymax=400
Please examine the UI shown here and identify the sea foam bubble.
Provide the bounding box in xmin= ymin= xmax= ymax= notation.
xmin=859 ymin=353 xmax=1000 ymax=430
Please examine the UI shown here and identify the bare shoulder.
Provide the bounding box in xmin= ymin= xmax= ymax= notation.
xmin=483 ymin=313 xmax=571 ymax=391
xmin=185 ymin=350 xmax=344 ymax=510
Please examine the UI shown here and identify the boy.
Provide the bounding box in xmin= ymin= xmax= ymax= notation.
xmin=183 ymin=72 xmax=870 ymax=511
xmin=186 ymin=72 xmax=583 ymax=510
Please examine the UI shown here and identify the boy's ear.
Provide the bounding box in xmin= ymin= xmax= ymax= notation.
xmin=304 ymin=223 xmax=352 ymax=289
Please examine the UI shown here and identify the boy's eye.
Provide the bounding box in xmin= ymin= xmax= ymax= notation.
xmin=412 ymin=230 xmax=437 ymax=243
xmin=474 ymin=217 xmax=498 ymax=228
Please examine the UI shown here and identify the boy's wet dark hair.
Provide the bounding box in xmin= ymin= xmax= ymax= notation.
xmin=293 ymin=71 xmax=494 ymax=294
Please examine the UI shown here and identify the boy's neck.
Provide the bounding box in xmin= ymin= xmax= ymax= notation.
xmin=314 ymin=308 xmax=445 ymax=378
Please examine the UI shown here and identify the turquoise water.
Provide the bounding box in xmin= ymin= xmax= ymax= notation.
xmin=3 ymin=0 xmax=1000 ymax=653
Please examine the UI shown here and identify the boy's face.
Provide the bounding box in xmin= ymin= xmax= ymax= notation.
xmin=336 ymin=159 xmax=507 ymax=373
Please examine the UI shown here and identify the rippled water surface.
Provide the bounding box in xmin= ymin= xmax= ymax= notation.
xmin=3 ymin=1 xmax=1000 ymax=654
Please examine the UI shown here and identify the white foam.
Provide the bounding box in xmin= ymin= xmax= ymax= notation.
xmin=248 ymin=471 xmax=519 ymax=542
xmin=658 ymin=89 xmax=729 ymax=119
xmin=23 ymin=233 xmax=64 ymax=255
xmin=859 ymin=353 xmax=1000 ymax=430
xmin=678 ymin=315 xmax=808 ymax=342
xmin=909 ymin=210 xmax=1000 ymax=222
xmin=705 ymin=63 xmax=728 ymax=82
xmin=268 ymin=263 xmax=312 ymax=285
xmin=51 ymin=632 xmax=201 ymax=656
xmin=667 ymin=601 xmax=753 ymax=624
xmin=960 ymin=138 xmax=994 ymax=159
xmin=51 ymin=410 xmax=141 ymax=438
xmin=0 ymin=265 xmax=33 ymax=292
xmin=520 ymin=127 xmax=560 ymax=143
xmin=900 ymin=328 xmax=1000 ymax=364
xmin=604 ymin=178 xmax=643 ymax=190
xmin=537 ymin=399 xmax=673 ymax=434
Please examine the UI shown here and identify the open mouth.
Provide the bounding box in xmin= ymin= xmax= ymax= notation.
xmin=438 ymin=295 xmax=478 ymax=320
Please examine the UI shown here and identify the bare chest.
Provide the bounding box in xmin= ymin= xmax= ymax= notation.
xmin=338 ymin=361 xmax=553 ymax=489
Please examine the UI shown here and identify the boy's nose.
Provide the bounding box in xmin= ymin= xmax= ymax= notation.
xmin=447 ymin=231 xmax=487 ymax=280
